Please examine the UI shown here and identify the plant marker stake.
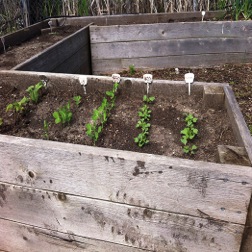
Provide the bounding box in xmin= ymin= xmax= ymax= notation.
xmin=143 ymin=74 xmax=153 ymax=95
xmin=48 ymin=20 xmax=53 ymax=33
xmin=184 ymin=73 xmax=194 ymax=96
xmin=1 ymin=37 xmax=6 ymax=53
xmin=112 ymin=73 xmax=120 ymax=84
xmin=79 ymin=76 xmax=88 ymax=94
xmin=202 ymin=11 xmax=206 ymax=22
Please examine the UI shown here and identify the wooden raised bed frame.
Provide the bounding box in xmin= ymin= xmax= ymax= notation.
xmin=0 ymin=70 xmax=251 ymax=252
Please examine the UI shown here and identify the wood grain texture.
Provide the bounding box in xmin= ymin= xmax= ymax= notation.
xmin=91 ymin=53 xmax=252 ymax=74
xmin=59 ymin=11 xmax=224 ymax=26
xmin=0 ymin=218 xmax=146 ymax=252
xmin=90 ymin=21 xmax=252 ymax=43
xmin=13 ymin=25 xmax=92 ymax=75
xmin=0 ymin=134 xmax=251 ymax=225
xmin=224 ymin=86 xmax=252 ymax=164
xmin=0 ymin=183 xmax=246 ymax=252
xmin=91 ymin=38 xmax=252 ymax=60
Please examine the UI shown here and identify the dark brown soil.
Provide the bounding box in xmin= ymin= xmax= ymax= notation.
xmin=0 ymin=26 xmax=81 ymax=70
xmin=120 ymin=63 xmax=252 ymax=138
xmin=0 ymin=76 xmax=236 ymax=163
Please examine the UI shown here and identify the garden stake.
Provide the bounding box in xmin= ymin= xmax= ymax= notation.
xmin=79 ymin=76 xmax=88 ymax=94
xmin=143 ymin=74 xmax=153 ymax=95
xmin=184 ymin=73 xmax=194 ymax=96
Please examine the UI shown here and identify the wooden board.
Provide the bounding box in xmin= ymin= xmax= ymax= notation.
xmin=0 ymin=21 xmax=48 ymax=53
xmin=90 ymin=21 xmax=252 ymax=74
xmin=91 ymin=38 xmax=252 ymax=60
xmin=224 ymin=86 xmax=252 ymax=164
xmin=57 ymin=11 xmax=224 ymax=26
xmin=0 ymin=218 xmax=146 ymax=252
xmin=0 ymin=134 xmax=251 ymax=225
xmin=90 ymin=21 xmax=252 ymax=43
xmin=91 ymin=53 xmax=252 ymax=74
xmin=0 ymin=182 xmax=247 ymax=252
xmin=13 ymin=25 xmax=92 ymax=75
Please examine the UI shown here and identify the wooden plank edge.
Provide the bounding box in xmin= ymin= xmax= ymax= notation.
xmin=0 ymin=182 xmax=246 ymax=252
xmin=0 ymin=218 xmax=146 ymax=252
xmin=224 ymin=86 xmax=252 ymax=165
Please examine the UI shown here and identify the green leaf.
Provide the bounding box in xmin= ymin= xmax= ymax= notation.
xmin=181 ymin=136 xmax=187 ymax=145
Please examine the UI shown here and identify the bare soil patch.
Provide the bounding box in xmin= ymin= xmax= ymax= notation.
xmin=0 ymin=78 xmax=236 ymax=163
xmin=120 ymin=63 xmax=252 ymax=137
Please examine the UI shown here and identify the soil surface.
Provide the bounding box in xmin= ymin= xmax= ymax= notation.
xmin=120 ymin=63 xmax=252 ymax=138
xmin=0 ymin=77 xmax=237 ymax=163
xmin=0 ymin=25 xmax=81 ymax=70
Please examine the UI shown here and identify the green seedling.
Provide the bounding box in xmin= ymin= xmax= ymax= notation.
xmin=249 ymin=125 xmax=252 ymax=135
xmin=86 ymin=83 xmax=119 ymax=145
xmin=134 ymin=95 xmax=155 ymax=147
xmin=0 ymin=118 xmax=3 ymax=126
xmin=73 ymin=95 xmax=82 ymax=107
xmin=53 ymin=101 xmax=72 ymax=125
xmin=26 ymin=81 xmax=44 ymax=103
xmin=6 ymin=96 xmax=30 ymax=113
xmin=143 ymin=95 xmax=155 ymax=104
xmin=43 ymin=120 xmax=49 ymax=140
xmin=180 ymin=113 xmax=198 ymax=155
xmin=129 ymin=64 xmax=136 ymax=75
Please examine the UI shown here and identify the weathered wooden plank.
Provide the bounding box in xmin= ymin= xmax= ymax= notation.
xmin=91 ymin=38 xmax=252 ymax=60
xmin=91 ymin=52 xmax=252 ymax=74
xmin=90 ymin=21 xmax=252 ymax=43
xmin=13 ymin=25 xmax=92 ymax=75
xmin=58 ymin=11 xmax=224 ymax=26
xmin=0 ymin=183 xmax=246 ymax=252
xmin=0 ymin=21 xmax=48 ymax=53
xmin=0 ymin=218 xmax=146 ymax=252
xmin=224 ymin=86 xmax=252 ymax=164
xmin=0 ymin=134 xmax=251 ymax=225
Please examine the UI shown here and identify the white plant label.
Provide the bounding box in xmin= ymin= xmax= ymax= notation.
xmin=143 ymin=74 xmax=153 ymax=84
xmin=112 ymin=73 xmax=120 ymax=83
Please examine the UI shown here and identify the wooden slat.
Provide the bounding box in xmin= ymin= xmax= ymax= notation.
xmin=59 ymin=11 xmax=224 ymax=26
xmin=0 ymin=21 xmax=48 ymax=53
xmin=90 ymin=21 xmax=252 ymax=43
xmin=0 ymin=218 xmax=145 ymax=252
xmin=0 ymin=182 xmax=246 ymax=252
xmin=0 ymin=134 xmax=251 ymax=225
xmin=13 ymin=25 xmax=92 ymax=75
xmin=224 ymin=86 xmax=252 ymax=164
xmin=91 ymin=38 xmax=252 ymax=60
xmin=91 ymin=53 xmax=252 ymax=74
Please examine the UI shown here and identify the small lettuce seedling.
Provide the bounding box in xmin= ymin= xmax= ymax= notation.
xmin=180 ymin=113 xmax=198 ymax=155
xmin=53 ymin=101 xmax=72 ymax=125
xmin=73 ymin=95 xmax=82 ymax=107
xmin=134 ymin=95 xmax=155 ymax=147
xmin=86 ymin=83 xmax=119 ymax=145
xmin=26 ymin=81 xmax=44 ymax=103
xmin=6 ymin=96 xmax=30 ymax=113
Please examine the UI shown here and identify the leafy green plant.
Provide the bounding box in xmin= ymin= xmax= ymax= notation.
xmin=180 ymin=113 xmax=198 ymax=155
xmin=53 ymin=101 xmax=72 ymax=125
xmin=43 ymin=120 xmax=50 ymax=140
xmin=26 ymin=81 xmax=44 ymax=104
xmin=73 ymin=95 xmax=82 ymax=107
xmin=6 ymin=96 xmax=30 ymax=113
xmin=0 ymin=118 xmax=3 ymax=126
xmin=129 ymin=64 xmax=136 ymax=75
xmin=134 ymin=95 xmax=155 ymax=147
xmin=86 ymin=83 xmax=119 ymax=144
xmin=231 ymin=0 xmax=252 ymax=20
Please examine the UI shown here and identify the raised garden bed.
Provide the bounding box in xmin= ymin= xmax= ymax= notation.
xmin=0 ymin=70 xmax=251 ymax=252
